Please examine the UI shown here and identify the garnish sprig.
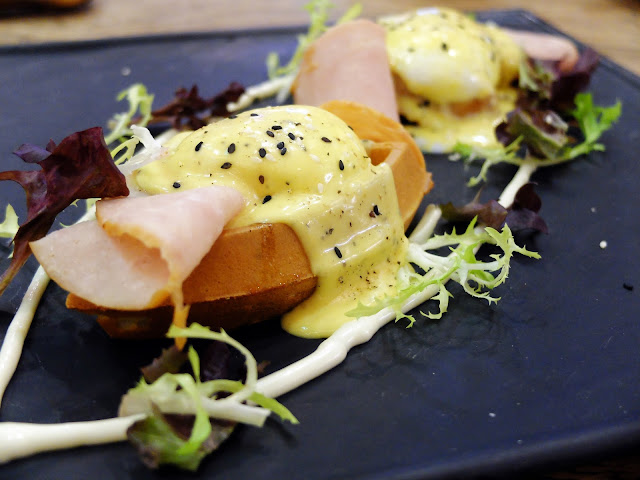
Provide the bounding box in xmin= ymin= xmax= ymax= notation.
xmin=453 ymin=93 xmax=621 ymax=188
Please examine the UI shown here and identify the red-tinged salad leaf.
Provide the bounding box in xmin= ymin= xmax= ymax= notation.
xmin=517 ymin=48 xmax=600 ymax=113
xmin=497 ymin=49 xmax=600 ymax=155
xmin=140 ymin=340 xmax=246 ymax=385
xmin=148 ymin=83 xmax=245 ymax=130
xmin=547 ymin=48 xmax=600 ymax=112
xmin=0 ymin=127 xmax=129 ymax=295
xmin=441 ymin=191 xmax=507 ymax=230
xmin=141 ymin=346 xmax=189 ymax=384
xmin=127 ymin=405 xmax=235 ymax=472
xmin=504 ymin=183 xmax=548 ymax=234
xmin=499 ymin=108 xmax=569 ymax=159
xmin=441 ymin=183 xmax=547 ymax=234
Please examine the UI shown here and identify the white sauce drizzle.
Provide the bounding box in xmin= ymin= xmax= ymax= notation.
xmin=0 ymin=415 xmax=143 ymax=464
xmin=0 ymin=208 xmax=96 ymax=407
xmin=0 ymin=266 xmax=49 ymax=405
xmin=256 ymin=283 xmax=440 ymax=398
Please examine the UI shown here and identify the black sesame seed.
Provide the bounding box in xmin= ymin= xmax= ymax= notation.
xmin=373 ymin=205 xmax=381 ymax=216
xmin=277 ymin=141 xmax=285 ymax=149
xmin=441 ymin=42 xmax=448 ymax=52
xmin=339 ymin=159 xmax=344 ymax=170
xmin=259 ymin=147 xmax=266 ymax=158
xmin=221 ymin=162 xmax=232 ymax=169
xmin=250 ymin=113 xmax=259 ymax=117
xmin=262 ymin=195 xmax=272 ymax=204
xmin=227 ymin=143 xmax=236 ymax=154
xmin=259 ymin=175 xmax=265 ymax=184
xmin=280 ymin=147 xmax=287 ymax=155
xmin=195 ymin=141 xmax=203 ymax=152
xmin=334 ymin=246 xmax=343 ymax=259
xmin=228 ymin=114 xmax=237 ymax=119
xmin=172 ymin=181 xmax=181 ymax=189
xmin=321 ymin=136 xmax=332 ymax=143
xmin=288 ymin=132 xmax=296 ymax=140
xmin=272 ymin=125 xmax=282 ymax=130
xmin=623 ymin=283 xmax=634 ymax=291
xmin=266 ymin=130 xmax=275 ymax=137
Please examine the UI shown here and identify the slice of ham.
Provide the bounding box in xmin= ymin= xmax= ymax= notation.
xmin=30 ymin=186 xmax=244 ymax=312
xmin=503 ymin=29 xmax=580 ymax=73
xmin=293 ymin=19 xmax=399 ymax=121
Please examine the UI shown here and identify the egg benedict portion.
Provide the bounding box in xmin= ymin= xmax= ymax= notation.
xmin=378 ymin=7 xmax=524 ymax=153
xmin=132 ymin=105 xmax=409 ymax=338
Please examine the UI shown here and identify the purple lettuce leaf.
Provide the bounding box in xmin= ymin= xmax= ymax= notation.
xmin=148 ymin=82 xmax=245 ymax=130
xmin=0 ymin=127 xmax=129 ymax=295
xmin=141 ymin=346 xmax=189 ymax=383
xmin=504 ymin=183 xmax=548 ymax=233
xmin=441 ymin=183 xmax=547 ymax=234
xmin=500 ymin=49 xmax=601 ymax=152
xmin=441 ymin=197 xmax=507 ymax=230
xmin=501 ymin=108 xmax=569 ymax=158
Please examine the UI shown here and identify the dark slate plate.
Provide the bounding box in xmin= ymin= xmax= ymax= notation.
xmin=1 ymin=9 xmax=639 ymax=480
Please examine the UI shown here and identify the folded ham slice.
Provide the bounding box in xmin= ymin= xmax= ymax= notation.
xmin=30 ymin=186 xmax=244 ymax=313
xmin=503 ymin=29 xmax=580 ymax=73
xmin=293 ymin=19 xmax=399 ymax=121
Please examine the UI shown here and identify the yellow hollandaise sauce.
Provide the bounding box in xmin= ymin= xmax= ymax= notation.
xmin=379 ymin=7 xmax=524 ymax=152
xmin=398 ymin=88 xmax=518 ymax=153
xmin=132 ymin=105 xmax=408 ymax=338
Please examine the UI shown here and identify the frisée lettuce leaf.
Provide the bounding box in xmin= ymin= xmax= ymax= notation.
xmin=103 ymin=83 xmax=155 ymax=146
xmin=347 ymin=218 xmax=540 ymax=324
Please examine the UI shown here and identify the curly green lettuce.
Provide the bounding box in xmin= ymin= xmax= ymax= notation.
xmin=103 ymin=83 xmax=155 ymax=146
xmin=347 ymin=218 xmax=540 ymax=324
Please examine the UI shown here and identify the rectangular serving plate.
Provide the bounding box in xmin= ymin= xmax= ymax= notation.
xmin=0 ymin=9 xmax=639 ymax=480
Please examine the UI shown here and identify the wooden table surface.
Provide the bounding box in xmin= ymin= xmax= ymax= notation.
xmin=1 ymin=0 xmax=639 ymax=76
xmin=1 ymin=0 xmax=639 ymax=478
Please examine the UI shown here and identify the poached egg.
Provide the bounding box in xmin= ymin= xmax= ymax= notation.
xmin=379 ymin=7 xmax=524 ymax=152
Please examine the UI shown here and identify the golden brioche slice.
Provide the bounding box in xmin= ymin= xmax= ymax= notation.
xmin=68 ymin=101 xmax=431 ymax=337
